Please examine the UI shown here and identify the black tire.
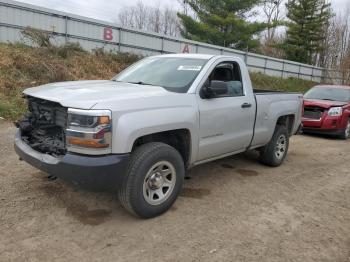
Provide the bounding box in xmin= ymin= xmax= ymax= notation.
xmin=339 ymin=119 xmax=350 ymax=140
xmin=259 ymin=125 xmax=289 ymax=167
xmin=118 ymin=142 xmax=184 ymax=218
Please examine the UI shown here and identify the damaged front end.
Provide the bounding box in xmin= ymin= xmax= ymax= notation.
xmin=16 ymin=96 xmax=68 ymax=156
xmin=14 ymin=96 xmax=127 ymax=191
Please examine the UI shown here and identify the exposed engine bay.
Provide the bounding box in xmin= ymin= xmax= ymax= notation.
xmin=16 ymin=96 xmax=68 ymax=156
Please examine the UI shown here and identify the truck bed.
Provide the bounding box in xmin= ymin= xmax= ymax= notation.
xmin=253 ymin=89 xmax=299 ymax=95
xmin=250 ymin=90 xmax=303 ymax=148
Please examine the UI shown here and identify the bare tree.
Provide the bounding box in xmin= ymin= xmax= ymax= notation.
xmin=118 ymin=8 xmax=135 ymax=28
xmin=259 ymin=0 xmax=286 ymax=58
xmin=147 ymin=5 xmax=162 ymax=33
xmin=262 ymin=0 xmax=285 ymax=42
xmin=322 ymin=5 xmax=350 ymax=84
xmin=260 ymin=34 xmax=286 ymax=59
xmin=163 ymin=6 xmax=180 ymax=36
xmin=134 ymin=1 xmax=148 ymax=30
xmin=177 ymin=0 xmax=190 ymax=16
xmin=118 ymin=1 xmax=180 ymax=37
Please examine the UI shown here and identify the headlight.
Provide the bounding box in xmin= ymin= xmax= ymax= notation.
xmin=66 ymin=109 xmax=112 ymax=155
xmin=328 ymin=107 xmax=342 ymax=117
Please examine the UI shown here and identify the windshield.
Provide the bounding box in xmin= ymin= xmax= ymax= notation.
xmin=113 ymin=57 xmax=208 ymax=93
xmin=304 ymin=87 xmax=350 ymax=102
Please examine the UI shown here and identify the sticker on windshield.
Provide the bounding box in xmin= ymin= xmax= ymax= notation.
xmin=177 ymin=65 xmax=202 ymax=71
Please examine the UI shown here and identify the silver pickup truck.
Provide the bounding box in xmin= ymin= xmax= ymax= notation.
xmin=15 ymin=54 xmax=302 ymax=218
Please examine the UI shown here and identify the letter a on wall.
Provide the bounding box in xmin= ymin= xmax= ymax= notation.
xmin=182 ymin=44 xmax=190 ymax=53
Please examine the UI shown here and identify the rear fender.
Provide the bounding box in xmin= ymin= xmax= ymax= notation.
xmin=252 ymin=97 xmax=301 ymax=146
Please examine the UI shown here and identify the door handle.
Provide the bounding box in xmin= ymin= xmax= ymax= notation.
xmin=241 ymin=103 xmax=252 ymax=108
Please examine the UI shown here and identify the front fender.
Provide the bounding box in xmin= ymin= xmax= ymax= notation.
xmin=112 ymin=107 xmax=199 ymax=161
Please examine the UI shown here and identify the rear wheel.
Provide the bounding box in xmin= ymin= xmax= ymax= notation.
xmin=339 ymin=119 xmax=350 ymax=140
xmin=118 ymin=142 xmax=184 ymax=218
xmin=259 ymin=125 xmax=289 ymax=167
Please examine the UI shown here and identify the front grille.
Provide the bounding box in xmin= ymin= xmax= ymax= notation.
xmin=17 ymin=96 xmax=68 ymax=156
xmin=303 ymin=106 xmax=324 ymax=120
xmin=28 ymin=97 xmax=67 ymax=128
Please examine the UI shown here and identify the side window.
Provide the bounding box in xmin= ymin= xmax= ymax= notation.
xmin=206 ymin=61 xmax=244 ymax=97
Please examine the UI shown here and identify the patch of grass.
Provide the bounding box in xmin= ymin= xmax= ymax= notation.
xmin=250 ymin=72 xmax=317 ymax=93
xmin=0 ymin=92 xmax=26 ymax=120
xmin=0 ymin=43 xmax=140 ymax=120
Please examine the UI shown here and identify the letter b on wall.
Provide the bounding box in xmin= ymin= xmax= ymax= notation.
xmin=103 ymin=28 xmax=113 ymax=41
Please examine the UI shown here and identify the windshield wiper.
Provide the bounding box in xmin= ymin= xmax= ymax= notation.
xmin=127 ymin=81 xmax=157 ymax=86
xmin=321 ymin=98 xmax=338 ymax=101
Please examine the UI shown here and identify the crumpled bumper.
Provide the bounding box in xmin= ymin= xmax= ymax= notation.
xmin=14 ymin=130 xmax=130 ymax=191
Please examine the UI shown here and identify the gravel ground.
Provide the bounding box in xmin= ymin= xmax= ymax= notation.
xmin=0 ymin=120 xmax=350 ymax=262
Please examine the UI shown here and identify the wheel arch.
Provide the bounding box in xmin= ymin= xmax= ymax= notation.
xmin=131 ymin=129 xmax=192 ymax=168
xmin=276 ymin=114 xmax=296 ymax=136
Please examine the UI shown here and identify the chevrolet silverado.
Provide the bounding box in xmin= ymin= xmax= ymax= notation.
xmin=15 ymin=54 xmax=303 ymax=218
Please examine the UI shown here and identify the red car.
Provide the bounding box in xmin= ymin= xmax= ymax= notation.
xmin=302 ymin=85 xmax=350 ymax=139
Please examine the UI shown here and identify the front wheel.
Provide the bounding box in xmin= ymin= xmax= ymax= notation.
xmin=339 ymin=119 xmax=350 ymax=140
xmin=259 ymin=125 xmax=289 ymax=167
xmin=118 ymin=142 xmax=184 ymax=218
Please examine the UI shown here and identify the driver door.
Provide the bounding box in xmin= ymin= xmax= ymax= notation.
xmin=196 ymin=60 xmax=255 ymax=161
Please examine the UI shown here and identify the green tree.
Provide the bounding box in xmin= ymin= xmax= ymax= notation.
xmin=284 ymin=0 xmax=332 ymax=64
xmin=177 ymin=0 xmax=266 ymax=51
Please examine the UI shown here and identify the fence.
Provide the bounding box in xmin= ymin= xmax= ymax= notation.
xmin=0 ymin=0 xmax=332 ymax=83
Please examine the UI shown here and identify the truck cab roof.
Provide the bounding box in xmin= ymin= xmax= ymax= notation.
xmin=153 ymin=53 xmax=214 ymax=60
xmin=152 ymin=53 xmax=239 ymax=60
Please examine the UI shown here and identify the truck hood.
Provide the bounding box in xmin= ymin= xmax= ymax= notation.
xmin=23 ymin=80 xmax=175 ymax=109
xmin=303 ymin=99 xmax=348 ymax=109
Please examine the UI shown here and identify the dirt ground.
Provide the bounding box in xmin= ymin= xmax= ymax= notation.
xmin=0 ymin=120 xmax=349 ymax=262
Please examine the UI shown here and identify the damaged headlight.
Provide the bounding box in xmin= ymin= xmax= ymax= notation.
xmin=66 ymin=109 xmax=112 ymax=155
xmin=327 ymin=107 xmax=342 ymax=117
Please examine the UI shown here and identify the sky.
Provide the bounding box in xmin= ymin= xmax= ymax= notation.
xmin=16 ymin=0 xmax=181 ymax=22
xmin=15 ymin=0 xmax=349 ymax=23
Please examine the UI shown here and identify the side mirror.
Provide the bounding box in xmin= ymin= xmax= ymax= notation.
xmin=200 ymin=80 xmax=228 ymax=99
